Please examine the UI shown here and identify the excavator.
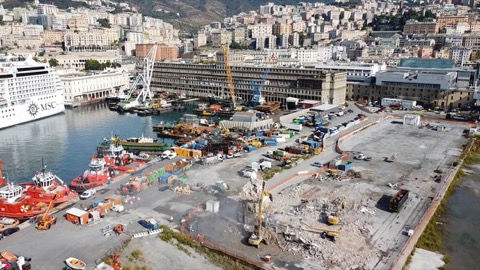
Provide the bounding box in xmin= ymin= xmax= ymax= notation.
xmin=36 ymin=194 xmax=58 ymax=230
xmin=327 ymin=197 xmax=345 ymax=225
xmin=303 ymin=223 xmax=340 ymax=242
xmin=248 ymin=181 xmax=273 ymax=248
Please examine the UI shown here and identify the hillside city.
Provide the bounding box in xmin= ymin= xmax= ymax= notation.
xmin=0 ymin=0 xmax=479 ymax=110
xmin=1 ymin=1 xmax=480 ymax=270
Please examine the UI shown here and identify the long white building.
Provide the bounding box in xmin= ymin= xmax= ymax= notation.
xmin=61 ymin=69 xmax=129 ymax=106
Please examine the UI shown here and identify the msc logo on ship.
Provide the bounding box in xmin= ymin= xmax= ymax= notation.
xmin=27 ymin=101 xmax=56 ymax=117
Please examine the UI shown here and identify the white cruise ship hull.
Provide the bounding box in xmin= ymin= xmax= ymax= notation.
xmin=0 ymin=90 xmax=65 ymax=129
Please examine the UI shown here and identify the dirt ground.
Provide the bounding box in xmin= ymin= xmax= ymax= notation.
xmin=119 ymin=235 xmax=221 ymax=270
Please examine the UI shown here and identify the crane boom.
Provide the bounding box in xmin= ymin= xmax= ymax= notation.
xmin=222 ymin=45 xmax=236 ymax=109
xmin=41 ymin=194 xmax=57 ymax=221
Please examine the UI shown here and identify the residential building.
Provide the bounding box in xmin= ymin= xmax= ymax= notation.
xmin=403 ymin=20 xmax=438 ymax=35
xmin=449 ymin=47 xmax=472 ymax=66
xmin=135 ymin=43 xmax=179 ymax=60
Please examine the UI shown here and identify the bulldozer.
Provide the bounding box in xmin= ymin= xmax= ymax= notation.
xmin=248 ymin=181 xmax=273 ymax=248
xmin=36 ymin=194 xmax=58 ymax=230
xmin=327 ymin=197 xmax=345 ymax=225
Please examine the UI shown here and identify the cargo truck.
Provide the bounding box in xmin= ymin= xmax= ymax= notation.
xmin=389 ymin=189 xmax=409 ymax=212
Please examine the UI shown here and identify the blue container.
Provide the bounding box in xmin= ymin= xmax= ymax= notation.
xmin=159 ymin=173 xmax=173 ymax=183
xmin=92 ymin=199 xmax=104 ymax=207
xmin=338 ymin=161 xmax=353 ymax=171
xmin=246 ymin=146 xmax=257 ymax=152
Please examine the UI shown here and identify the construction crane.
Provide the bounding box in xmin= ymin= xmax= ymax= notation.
xmin=222 ymin=45 xmax=238 ymax=110
xmin=36 ymin=194 xmax=58 ymax=230
xmin=248 ymin=181 xmax=273 ymax=248
xmin=118 ymin=44 xmax=158 ymax=110
xmin=327 ymin=197 xmax=345 ymax=225
xmin=251 ymin=68 xmax=269 ymax=107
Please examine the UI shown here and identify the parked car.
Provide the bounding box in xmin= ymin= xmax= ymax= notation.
xmin=80 ymin=189 xmax=96 ymax=200
xmin=161 ymin=150 xmax=172 ymax=159
xmin=0 ymin=227 xmax=20 ymax=239
xmin=167 ymin=152 xmax=177 ymax=159
xmin=226 ymin=154 xmax=234 ymax=159
xmin=311 ymin=162 xmax=323 ymax=167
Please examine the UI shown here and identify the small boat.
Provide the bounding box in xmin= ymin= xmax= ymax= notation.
xmin=0 ymin=218 xmax=19 ymax=233
xmin=65 ymin=257 xmax=86 ymax=270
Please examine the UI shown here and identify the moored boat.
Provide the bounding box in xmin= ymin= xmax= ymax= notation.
xmin=19 ymin=162 xmax=77 ymax=205
xmin=65 ymin=257 xmax=86 ymax=270
xmin=0 ymin=217 xmax=19 ymax=233
xmin=0 ymin=163 xmax=48 ymax=220
xmin=69 ymin=154 xmax=116 ymax=193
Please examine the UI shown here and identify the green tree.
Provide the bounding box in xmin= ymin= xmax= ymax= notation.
xmin=85 ymin=59 xmax=102 ymax=70
xmin=97 ymin=18 xmax=111 ymax=28
xmin=48 ymin=58 xmax=58 ymax=67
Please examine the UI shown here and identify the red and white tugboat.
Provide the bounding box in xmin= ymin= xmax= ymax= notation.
xmin=69 ymin=154 xmax=117 ymax=193
xmin=19 ymin=160 xmax=78 ymax=205
xmin=0 ymin=162 xmax=47 ymax=220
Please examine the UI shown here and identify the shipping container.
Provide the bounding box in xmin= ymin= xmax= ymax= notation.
xmin=286 ymin=123 xmax=303 ymax=131
xmin=273 ymin=150 xmax=287 ymax=157
xmin=337 ymin=161 xmax=353 ymax=171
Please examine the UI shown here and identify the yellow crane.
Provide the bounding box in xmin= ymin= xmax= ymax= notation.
xmin=36 ymin=194 xmax=58 ymax=230
xmin=327 ymin=197 xmax=345 ymax=225
xmin=222 ymin=45 xmax=238 ymax=110
xmin=248 ymin=181 xmax=273 ymax=248
xmin=303 ymin=223 xmax=340 ymax=241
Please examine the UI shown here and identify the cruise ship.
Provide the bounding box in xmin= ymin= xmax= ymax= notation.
xmin=0 ymin=55 xmax=65 ymax=129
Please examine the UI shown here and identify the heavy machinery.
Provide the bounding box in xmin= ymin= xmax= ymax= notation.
xmin=248 ymin=181 xmax=273 ymax=248
xmin=304 ymin=224 xmax=340 ymax=242
xmin=117 ymin=44 xmax=157 ymax=110
xmin=251 ymin=68 xmax=269 ymax=107
xmin=327 ymin=197 xmax=345 ymax=225
xmin=222 ymin=45 xmax=240 ymax=111
xmin=36 ymin=194 xmax=58 ymax=230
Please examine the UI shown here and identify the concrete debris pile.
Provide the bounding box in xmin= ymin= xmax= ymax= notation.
xmin=317 ymin=169 xmax=362 ymax=182
xmin=267 ymin=182 xmax=381 ymax=270
xmin=239 ymin=171 xmax=264 ymax=201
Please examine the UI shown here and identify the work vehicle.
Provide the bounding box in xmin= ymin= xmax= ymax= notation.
xmin=389 ymin=189 xmax=409 ymax=212
xmin=36 ymin=194 xmax=58 ymax=230
xmin=327 ymin=197 xmax=345 ymax=225
xmin=311 ymin=162 xmax=323 ymax=167
xmin=354 ymin=153 xmax=366 ymax=160
xmin=139 ymin=217 xmax=160 ymax=230
xmin=303 ymin=224 xmax=340 ymax=242
xmin=111 ymin=205 xmax=125 ymax=213
xmin=79 ymin=189 xmax=96 ymax=200
xmin=248 ymin=181 xmax=273 ymax=248
xmin=168 ymin=152 xmax=177 ymax=159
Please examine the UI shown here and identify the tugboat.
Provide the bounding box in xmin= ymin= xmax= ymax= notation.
xmin=0 ymin=163 xmax=48 ymax=220
xmin=19 ymin=160 xmax=78 ymax=205
xmin=69 ymin=154 xmax=117 ymax=193
xmin=98 ymin=135 xmax=146 ymax=171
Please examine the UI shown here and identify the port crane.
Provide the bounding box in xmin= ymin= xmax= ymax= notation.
xmin=248 ymin=181 xmax=273 ymax=248
xmin=118 ymin=44 xmax=158 ymax=110
xmin=251 ymin=68 xmax=269 ymax=107
xmin=222 ymin=45 xmax=239 ymax=110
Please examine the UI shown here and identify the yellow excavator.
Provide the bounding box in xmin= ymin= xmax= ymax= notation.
xmin=36 ymin=194 xmax=58 ymax=230
xmin=327 ymin=197 xmax=345 ymax=225
xmin=304 ymin=224 xmax=340 ymax=242
xmin=248 ymin=181 xmax=273 ymax=248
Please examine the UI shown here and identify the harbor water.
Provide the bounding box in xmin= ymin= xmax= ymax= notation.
xmin=0 ymin=103 xmax=210 ymax=184
xmin=443 ymin=163 xmax=480 ymax=269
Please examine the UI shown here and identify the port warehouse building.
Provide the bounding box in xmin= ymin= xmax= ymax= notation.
xmin=151 ymin=61 xmax=347 ymax=106
xmin=150 ymin=57 xmax=480 ymax=108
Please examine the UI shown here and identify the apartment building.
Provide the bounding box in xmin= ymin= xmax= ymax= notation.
xmin=41 ymin=30 xmax=64 ymax=45
xmin=135 ymin=43 xmax=179 ymax=60
xmin=449 ymin=47 xmax=472 ymax=66
xmin=248 ymin=24 xmax=273 ymax=38
xmin=403 ymin=20 xmax=438 ymax=35
xmin=437 ymin=15 xmax=469 ymax=31
xmin=45 ymin=52 xmax=121 ymax=70
xmin=150 ymin=61 xmax=347 ymax=105
xmin=67 ymin=17 xmax=88 ymax=31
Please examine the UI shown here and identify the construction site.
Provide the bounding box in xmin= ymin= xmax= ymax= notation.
xmin=167 ymin=117 xmax=469 ymax=270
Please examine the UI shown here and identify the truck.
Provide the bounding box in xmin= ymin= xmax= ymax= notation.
xmin=389 ymin=189 xmax=409 ymax=212
xmin=285 ymin=123 xmax=302 ymax=132
xmin=138 ymin=218 xmax=160 ymax=230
